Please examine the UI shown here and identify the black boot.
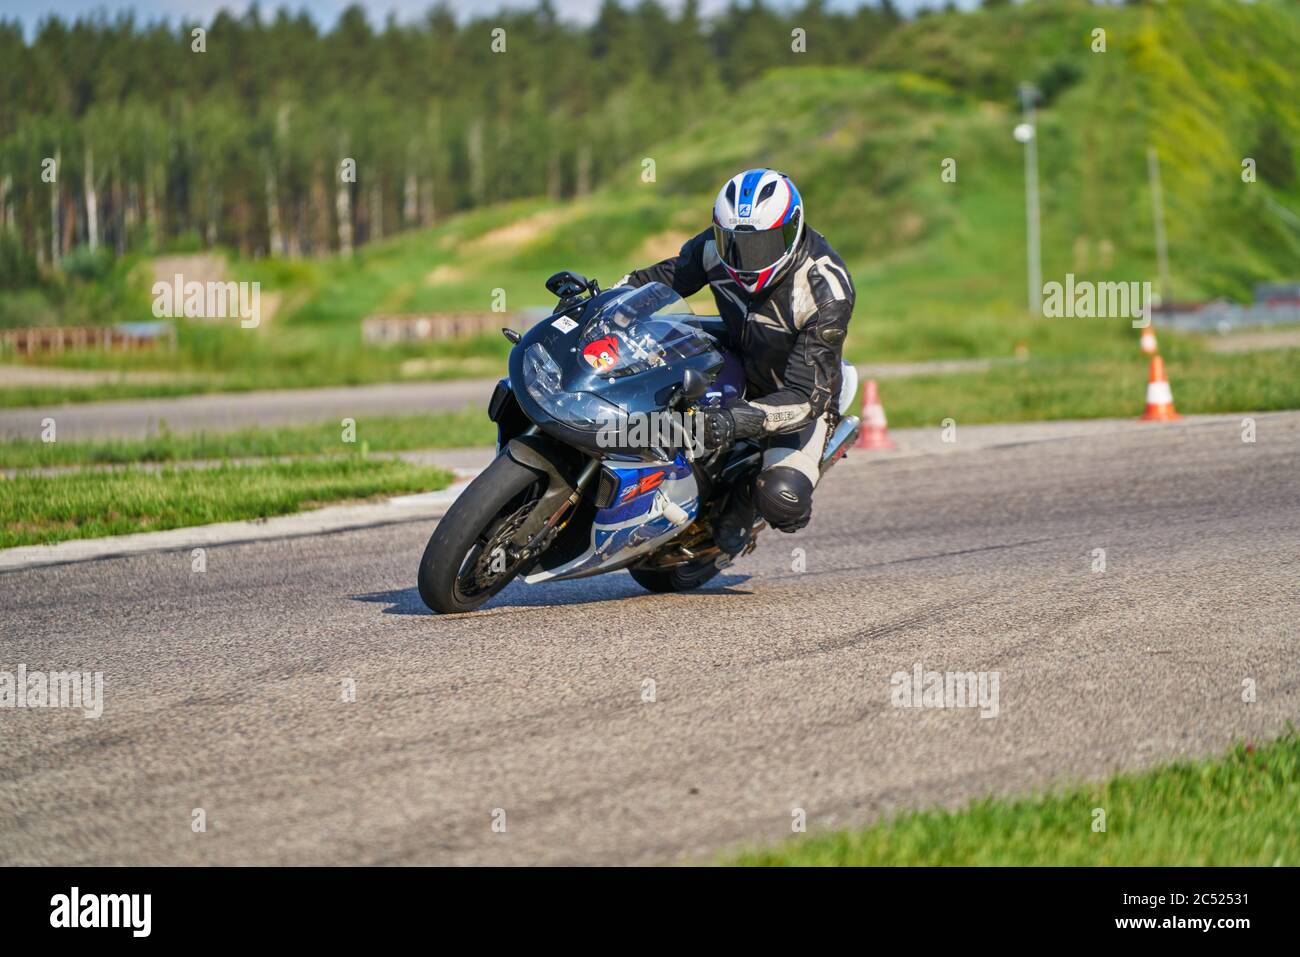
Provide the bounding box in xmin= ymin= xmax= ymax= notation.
xmin=714 ymin=479 xmax=757 ymax=556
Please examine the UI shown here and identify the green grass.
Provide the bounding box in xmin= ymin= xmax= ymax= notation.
xmin=0 ymin=338 xmax=511 ymax=409
xmin=2 ymin=0 xmax=1297 ymax=419
xmin=5 ymin=344 xmax=1290 ymax=476
xmin=0 ymin=409 xmax=496 ymax=470
xmin=0 ymin=458 xmax=453 ymax=548
xmin=730 ymin=733 xmax=1300 ymax=866
xmin=873 ymin=348 xmax=1300 ymax=427
xmin=0 ymin=381 xmax=234 ymax=409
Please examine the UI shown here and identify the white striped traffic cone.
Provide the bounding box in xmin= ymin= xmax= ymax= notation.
xmin=855 ymin=379 xmax=896 ymax=449
xmin=1140 ymin=325 xmax=1158 ymax=355
xmin=1139 ymin=355 xmax=1181 ymax=422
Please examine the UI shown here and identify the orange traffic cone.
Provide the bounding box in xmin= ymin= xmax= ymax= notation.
xmin=1140 ymin=324 xmax=1158 ymax=355
xmin=855 ymin=378 xmax=896 ymax=449
xmin=1139 ymin=355 xmax=1181 ymax=421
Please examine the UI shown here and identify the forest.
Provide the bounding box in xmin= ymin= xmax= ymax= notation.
xmin=0 ymin=0 xmax=910 ymax=283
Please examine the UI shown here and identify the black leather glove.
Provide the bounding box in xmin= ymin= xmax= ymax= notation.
xmin=696 ymin=403 xmax=766 ymax=454
xmin=696 ymin=408 xmax=736 ymax=453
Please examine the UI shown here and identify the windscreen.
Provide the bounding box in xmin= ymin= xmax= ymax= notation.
xmin=577 ymin=284 xmax=721 ymax=378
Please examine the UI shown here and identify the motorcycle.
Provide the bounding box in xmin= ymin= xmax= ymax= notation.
xmin=416 ymin=270 xmax=861 ymax=614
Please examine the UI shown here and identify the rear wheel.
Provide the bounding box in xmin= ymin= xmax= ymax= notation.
xmin=628 ymin=555 xmax=723 ymax=593
xmin=417 ymin=454 xmax=545 ymax=614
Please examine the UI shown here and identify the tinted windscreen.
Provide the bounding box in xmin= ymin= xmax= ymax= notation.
xmin=577 ymin=284 xmax=721 ymax=379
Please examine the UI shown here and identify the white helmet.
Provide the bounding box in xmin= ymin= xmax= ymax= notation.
xmin=712 ymin=168 xmax=805 ymax=295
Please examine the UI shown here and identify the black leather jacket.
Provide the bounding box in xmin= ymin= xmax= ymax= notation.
xmin=621 ymin=226 xmax=855 ymax=435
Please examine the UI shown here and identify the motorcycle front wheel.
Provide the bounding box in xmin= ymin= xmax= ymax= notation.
xmin=417 ymin=454 xmax=544 ymax=614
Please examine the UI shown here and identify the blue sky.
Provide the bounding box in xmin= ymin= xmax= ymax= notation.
xmin=0 ymin=0 xmax=981 ymax=35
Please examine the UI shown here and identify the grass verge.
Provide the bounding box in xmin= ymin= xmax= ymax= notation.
xmin=729 ymin=734 xmax=1300 ymax=866
xmin=0 ymin=334 xmax=510 ymax=410
xmin=4 ymin=349 xmax=1294 ymax=468
xmin=875 ymin=349 xmax=1300 ymax=427
xmin=0 ymin=409 xmax=496 ymax=471
xmin=0 ymin=458 xmax=453 ymax=548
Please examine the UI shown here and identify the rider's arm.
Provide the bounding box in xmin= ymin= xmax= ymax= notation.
xmin=616 ymin=229 xmax=711 ymax=298
xmin=735 ymin=290 xmax=854 ymax=437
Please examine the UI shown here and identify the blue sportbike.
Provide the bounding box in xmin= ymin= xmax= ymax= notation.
xmin=417 ymin=271 xmax=860 ymax=614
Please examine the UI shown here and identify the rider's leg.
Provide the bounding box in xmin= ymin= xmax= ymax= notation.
xmin=713 ymin=477 xmax=756 ymax=556
xmin=753 ymin=413 xmax=829 ymax=533
xmin=714 ymin=413 xmax=828 ymax=554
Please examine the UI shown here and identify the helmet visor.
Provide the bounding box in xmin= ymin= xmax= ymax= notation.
xmin=713 ymin=214 xmax=800 ymax=273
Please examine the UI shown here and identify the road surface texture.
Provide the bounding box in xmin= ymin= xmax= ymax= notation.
xmin=0 ymin=358 xmax=1005 ymax=441
xmin=2 ymin=413 xmax=1297 ymax=864
xmin=0 ymin=379 xmax=498 ymax=441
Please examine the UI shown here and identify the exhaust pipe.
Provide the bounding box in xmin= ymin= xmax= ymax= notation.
xmin=821 ymin=415 xmax=860 ymax=474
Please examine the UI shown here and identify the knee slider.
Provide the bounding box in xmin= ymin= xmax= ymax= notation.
xmin=754 ymin=467 xmax=813 ymax=532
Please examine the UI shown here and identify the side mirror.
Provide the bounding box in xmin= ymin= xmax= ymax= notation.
xmin=546 ymin=270 xmax=589 ymax=300
xmin=681 ymin=368 xmax=710 ymax=402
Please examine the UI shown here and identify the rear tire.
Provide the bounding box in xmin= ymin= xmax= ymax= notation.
xmin=417 ymin=454 xmax=544 ymax=614
xmin=629 ymin=556 xmax=723 ymax=593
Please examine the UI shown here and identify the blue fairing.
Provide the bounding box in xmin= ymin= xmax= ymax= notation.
xmin=524 ymin=454 xmax=700 ymax=581
xmin=711 ymin=351 xmax=745 ymax=407
xmin=591 ymin=506 xmax=698 ymax=560
xmin=596 ymin=457 xmax=693 ymax=524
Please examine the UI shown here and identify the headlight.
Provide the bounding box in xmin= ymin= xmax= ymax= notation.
xmin=524 ymin=344 xmax=626 ymax=431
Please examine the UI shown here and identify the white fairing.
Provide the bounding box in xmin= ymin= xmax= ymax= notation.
xmin=838 ymin=361 xmax=858 ymax=415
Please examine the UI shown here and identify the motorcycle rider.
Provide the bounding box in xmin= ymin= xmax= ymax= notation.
xmin=617 ymin=168 xmax=855 ymax=555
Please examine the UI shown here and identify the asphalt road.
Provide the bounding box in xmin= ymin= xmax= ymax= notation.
xmin=0 ymin=379 xmax=498 ymax=441
xmin=0 ymin=358 xmax=1002 ymax=441
xmin=2 ymin=413 xmax=1297 ymax=864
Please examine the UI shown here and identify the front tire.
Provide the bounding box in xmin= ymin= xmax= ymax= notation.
xmin=417 ymin=454 xmax=544 ymax=614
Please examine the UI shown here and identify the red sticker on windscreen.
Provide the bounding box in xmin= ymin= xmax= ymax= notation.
xmin=582 ymin=335 xmax=620 ymax=371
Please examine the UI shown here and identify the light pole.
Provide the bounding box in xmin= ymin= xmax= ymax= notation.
xmin=1146 ymin=146 xmax=1171 ymax=305
xmin=1015 ymin=83 xmax=1042 ymax=316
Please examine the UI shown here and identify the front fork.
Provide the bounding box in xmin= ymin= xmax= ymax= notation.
xmin=502 ymin=434 xmax=600 ymax=566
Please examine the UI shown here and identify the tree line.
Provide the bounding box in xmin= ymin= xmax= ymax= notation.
xmin=0 ymin=0 xmax=907 ymax=286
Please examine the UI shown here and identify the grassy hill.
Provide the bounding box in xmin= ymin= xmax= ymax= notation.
xmin=4 ymin=0 xmax=1299 ymax=417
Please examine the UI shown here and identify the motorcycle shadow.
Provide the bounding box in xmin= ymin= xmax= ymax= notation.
xmin=353 ymin=573 xmax=753 ymax=617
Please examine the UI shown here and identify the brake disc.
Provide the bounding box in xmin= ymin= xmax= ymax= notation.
xmin=463 ymin=503 xmax=533 ymax=593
